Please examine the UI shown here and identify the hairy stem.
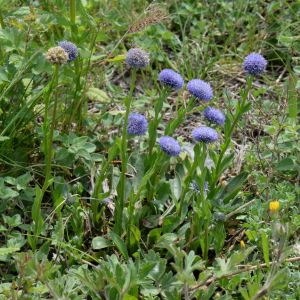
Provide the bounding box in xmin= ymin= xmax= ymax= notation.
xmin=0 ymin=8 xmax=5 ymax=29
xmin=42 ymin=65 xmax=59 ymax=194
xmin=213 ymin=75 xmax=254 ymax=187
xmin=120 ymin=69 xmax=137 ymax=211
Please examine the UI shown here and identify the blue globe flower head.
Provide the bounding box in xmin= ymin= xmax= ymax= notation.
xmin=125 ymin=113 xmax=149 ymax=136
xmin=186 ymin=79 xmax=213 ymax=102
xmin=193 ymin=127 xmax=218 ymax=143
xmin=189 ymin=180 xmax=209 ymax=194
xmin=159 ymin=136 xmax=181 ymax=156
xmin=158 ymin=69 xmax=184 ymax=90
xmin=203 ymin=107 xmax=225 ymax=125
xmin=101 ymin=197 xmax=110 ymax=205
xmin=57 ymin=41 xmax=78 ymax=62
xmin=243 ymin=52 xmax=268 ymax=75
xmin=125 ymin=48 xmax=149 ymax=69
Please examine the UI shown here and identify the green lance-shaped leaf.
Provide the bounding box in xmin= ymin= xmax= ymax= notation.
xmin=215 ymin=171 xmax=249 ymax=205
xmin=0 ymin=247 xmax=20 ymax=256
xmin=110 ymin=231 xmax=129 ymax=262
xmin=261 ymin=231 xmax=270 ymax=269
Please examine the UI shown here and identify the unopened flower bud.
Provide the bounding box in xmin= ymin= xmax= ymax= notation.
xmin=269 ymin=201 xmax=279 ymax=218
xmin=241 ymin=240 xmax=245 ymax=251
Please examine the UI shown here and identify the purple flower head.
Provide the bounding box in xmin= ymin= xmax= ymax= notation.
xmin=193 ymin=127 xmax=218 ymax=143
xmin=189 ymin=180 xmax=209 ymax=194
xmin=125 ymin=113 xmax=148 ymax=136
xmin=125 ymin=48 xmax=149 ymax=69
xmin=203 ymin=107 xmax=225 ymax=125
xmin=57 ymin=41 xmax=78 ymax=62
xmin=159 ymin=136 xmax=181 ymax=156
xmin=243 ymin=52 xmax=268 ymax=76
xmin=101 ymin=197 xmax=110 ymax=205
xmin=158 ymin=69 xmax=184 ymax=90
xmin=186 ymin=79 xmax=213 ymax=101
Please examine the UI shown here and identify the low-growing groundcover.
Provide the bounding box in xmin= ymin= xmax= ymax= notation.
xmin=0 ymin=0 xmax=300 ymax=299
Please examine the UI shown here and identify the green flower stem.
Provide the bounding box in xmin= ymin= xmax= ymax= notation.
xmin=0 ymin=8 xmax=5 ymax=29
xmin=147 ymin=152 xmax=167 ymax=202
xmin=43 ymin=74 xmax=56 ymax=181
xmin=212 ymin=75 xmax=254 ymax=187
xmin=120 ymin=69 xmax=137 ymax=210
xmin=42 ymin=65 xmax=59 ymax=195
xmin=178 ymin=157 xmax=198 ymax=217
xmin=197 ymin=143 xmax=209 ymax=264
xmin=149 ymin=88 xmax=168 ymax=157
xmin=127 ymin=153 xmax=165 ymax=247
xmin=288 ymin=74 xmax=297 ymax=121
xmin=92 ymin=160 xmax=110 ymax=225
xmin=70 ymin=0 xmax=82 ymax=129
xmin=70 ymin=0 xmax=79 ymax=75
xmin=176 ymin=89 xmax=182 ymax=117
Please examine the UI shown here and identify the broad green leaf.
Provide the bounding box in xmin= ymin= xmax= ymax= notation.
xmin=155 ymin=233 xmax=178 ymax=248
xmin=162 ymin=215 xmax=180 ymax=234
xmin=92 ymin=237 xmax=113 ymax=249
xmin=0 ymin=247 xmax=20 ymax=256
xmin=275 ymin=158 xmax=294 ymax=171
xmin=56 ymin=148 xmax=69 ymax=160
xmin=169 ymin=172 xmax=182 ymax=200
xmin=73 ymin=136 xmax=88 ymax=148
xmin=86 ymin=88 xmax=110 ymax=103
xmin=83 ymin=142 xmax=96 ymax=153
xmin=77 ymin=148 xmax=91 ymax=160
xmin=0 ymin=67 xmax=8 ymax=82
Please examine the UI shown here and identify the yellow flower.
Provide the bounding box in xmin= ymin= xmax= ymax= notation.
xmin=269 ymin=201 xmax=279 ymax=213
xmin=240 ymin=240 xmax=245 ymax=250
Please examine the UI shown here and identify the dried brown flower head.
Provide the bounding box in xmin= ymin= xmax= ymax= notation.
xmin=46 ymin=46 xmax=69 ymax=65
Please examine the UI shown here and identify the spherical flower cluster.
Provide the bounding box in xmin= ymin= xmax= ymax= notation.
xmin=58 ymin=41 xmax=78 ymax=62
xmin=203 ymin=107 xmax=225 ymax=125
xmin=125 ymin=113 xmax=149 ymax=136
xmin=193 ymin=127 xmax=218 ymax=143
xmin=159 ymin=136 xmax=181 ymax=156
xmin=46 ymin=46 xmax=69 ymax=65
xmin=189 ymin=180 xmax=209 ymax=194
xmin=186 ymin=79 xmax=213 ymax=102
xmin=125 ymin=48 xmax=149 ymax=69
xmin=243 ymin=52 xmax=268 ymax=75
xmin=158 ymin=69 xmax=184 ymax=90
